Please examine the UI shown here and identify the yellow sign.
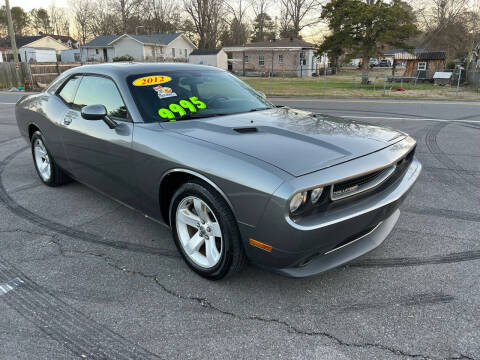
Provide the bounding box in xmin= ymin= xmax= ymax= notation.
xmin=132 ymin=75 xmax=171 ymax=86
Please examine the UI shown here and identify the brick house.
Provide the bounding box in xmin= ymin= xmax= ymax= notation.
xmin=223 ymin=38 xmax=318 ymax=77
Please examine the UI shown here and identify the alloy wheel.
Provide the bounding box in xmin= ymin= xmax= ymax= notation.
xmin=175 ymin=196 xmax=223 ymax=269
xmin=33 ymin=138 xmax=51 ymax=181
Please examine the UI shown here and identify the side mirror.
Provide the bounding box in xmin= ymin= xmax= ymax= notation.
xmin=81 ymin=104 xmax=107 ymax=120
xmin=81 ymin=104 xmax=118 ymax=129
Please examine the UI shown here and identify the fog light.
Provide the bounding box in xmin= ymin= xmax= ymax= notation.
xmin=290 ymin=192 xmax=307 ymax=213
xmin=311 ymin=187 xmax=323 ymax=204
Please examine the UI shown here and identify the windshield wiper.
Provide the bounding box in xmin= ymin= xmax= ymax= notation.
xmin=171 ymin=113 xmax=228 ymax=121
xmin=249 ymin=107 xmax=272 ymax=112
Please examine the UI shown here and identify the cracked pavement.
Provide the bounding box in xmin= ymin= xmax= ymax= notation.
xmin=0 ymin=93 xmax=479 ymax=359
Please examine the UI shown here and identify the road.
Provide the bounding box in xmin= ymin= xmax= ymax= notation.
xmin=0 ymin=93 xmax=479 ymax=360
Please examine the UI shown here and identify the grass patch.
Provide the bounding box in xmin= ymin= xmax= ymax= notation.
xmin=242 ymin=69 xmax=480 ymax=100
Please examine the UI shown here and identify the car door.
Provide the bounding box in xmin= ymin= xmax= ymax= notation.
xmin=44 ymin=74 xmax=82 ymax=171
xmin=61 ymin=74 xmax=138 ymax=207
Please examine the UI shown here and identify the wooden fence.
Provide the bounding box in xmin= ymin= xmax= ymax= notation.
xmin=1 ymin=59 xmax=189 ymax=90
xmin=29 ymin=63 xmax=82 ymax=89
xmin=0 ymin=62 xmax=31 ymax=89
xmin=0 ymin=62 xmax=83 ymax=90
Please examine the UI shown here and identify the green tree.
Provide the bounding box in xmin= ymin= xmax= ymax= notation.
xmin=30 ymin=8 xmax=51 ymax=34
xmin=0 ymin=6 xmax=30 ymax=36
xmin=252 ymin=12 xmax=275 ymax=42
xmin=220 ymin=18 xmax=249 ymax=46
xmin=318 ymin=0 xmax=418 ymax=83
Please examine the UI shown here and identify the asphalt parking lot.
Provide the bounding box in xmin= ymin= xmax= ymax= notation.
xmin=1 ymin=92 xmax=479 ymax=360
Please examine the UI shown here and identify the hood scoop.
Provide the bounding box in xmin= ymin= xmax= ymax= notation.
xmin=233 ymin=127 xmax=258 ymax=133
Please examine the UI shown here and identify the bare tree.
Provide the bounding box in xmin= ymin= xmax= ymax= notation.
xmin=417 ymin=0 xmax=472 ymax=59
xmin=110 ymin=0 xmax=142 ymax=33
xmin=222 ymin=0 xmax=250 ymax=45
xmin=70 ymin=0 xmax=93 ymax=44
xmin=141 ymin=0 xmax=180 ymax=33
xmin=49 ymin=4 xmax=70 ymax=35
xmin=250 ymin=0 xmax=269 ymax=19
xmin=279 ymin=0 xmax=321 ymax=38
xmin=89 ymin=0 xmax=120 ymax=36
xmin=278 ymin=6 xmax=294 ymax=38
xmin=184 ymin=0 xmax=225 ymax=48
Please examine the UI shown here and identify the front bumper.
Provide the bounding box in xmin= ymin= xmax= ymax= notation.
xmin=276 ymin=209 xmax=400 ymax=277
xmin=240 ymin=148 xmax=422 ymax=278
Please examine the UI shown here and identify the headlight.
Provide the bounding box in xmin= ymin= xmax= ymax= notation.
xmin=289 ymin=192 xmax=307 ymax=213
xmin=311 ymin=187 xmax=323 ymax=204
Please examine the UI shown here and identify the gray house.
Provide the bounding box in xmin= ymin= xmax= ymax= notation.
xmin=80 ymin=33 xmax=196 ymax=62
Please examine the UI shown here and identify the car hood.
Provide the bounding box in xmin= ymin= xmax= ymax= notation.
xmin=164 ymin=108 xmax=406 ymax=177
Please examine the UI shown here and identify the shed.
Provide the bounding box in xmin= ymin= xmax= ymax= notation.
xmin=19 ymin=46 xmax=57 ymax=62
xmin=395 ymin=50 xmax=446 ymax=80
xmin=188 ymin=49 xmax=228 ymax=70
xmin=433 ymin=72 xmax=452 ymax=86
xmin=61 ymin=48 xmax=81 ymax=62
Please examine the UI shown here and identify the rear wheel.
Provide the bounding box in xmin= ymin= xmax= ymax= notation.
xmin=170 ymin=181 xmax=247 ymax=279
xmin=31 ymin=131 xmax=70 ymax=187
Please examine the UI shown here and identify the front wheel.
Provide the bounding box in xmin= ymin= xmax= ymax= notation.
xmin=170 ymin=181 xmax=247 ymax=280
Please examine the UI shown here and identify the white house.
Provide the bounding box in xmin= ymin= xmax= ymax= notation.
xmin=188 ymin=49 xmax=228 ymax=70
xmin=19 ymin=46 xmax=57 ymax=62
xmin=80 ymin=33 xmax=196 ymax=62
xmin=0 ymin=35 xmax=70 ymax=62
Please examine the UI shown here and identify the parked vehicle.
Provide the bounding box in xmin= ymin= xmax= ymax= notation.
xmin=16 ymin=63 xmax=421 ymax=279
xmin=379 ymin=59 xmax=392 ymax=67
xmin=369 ymin=58 xmax=379 ymax=67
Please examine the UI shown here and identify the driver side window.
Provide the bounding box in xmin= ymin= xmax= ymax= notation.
xmin=73 ymin=76 xmax=128 ymax=119
xmin=58 ymin=75 xmax=81 ymax=104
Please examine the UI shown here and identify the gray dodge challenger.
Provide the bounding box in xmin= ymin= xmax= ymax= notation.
xmin=15 ymin=63 xmax=421 ymax=279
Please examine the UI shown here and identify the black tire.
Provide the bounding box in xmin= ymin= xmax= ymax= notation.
xmin=31 ymin=131 xmax=71 ymax=187
xmin=169 ymin=180 xmax=247 ymax=280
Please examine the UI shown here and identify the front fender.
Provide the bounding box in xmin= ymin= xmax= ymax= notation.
xmin=132 ymin=123 xmax=291 ymax=227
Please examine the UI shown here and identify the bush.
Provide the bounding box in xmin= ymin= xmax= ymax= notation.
xmin=113 ymin=55 xmax=134 ymax=62
xmin=446 ymin=61 xmax=455 ymax=70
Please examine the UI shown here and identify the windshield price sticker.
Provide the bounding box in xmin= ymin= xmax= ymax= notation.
xmin=132 ymin=75 xmax=171 ymax=86
xmin=154 ymin=85 xmax=177 ymax=99
xmin=158 ymin=97 xmax=207 ymax=121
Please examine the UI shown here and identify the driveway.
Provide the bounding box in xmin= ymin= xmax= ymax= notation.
xmin=1 ymin=94 xmax=479 ymax=359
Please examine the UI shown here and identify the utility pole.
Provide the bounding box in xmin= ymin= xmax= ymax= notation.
xmin=5 ymin=0 xmax=20 ymax=85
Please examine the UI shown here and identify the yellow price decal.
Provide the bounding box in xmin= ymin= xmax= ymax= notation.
xmin=132 ymin=75 xmax=171 ymax=86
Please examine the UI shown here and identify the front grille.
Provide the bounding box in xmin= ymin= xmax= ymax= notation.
xmin=331 ymin=164 xmax=396 ymax=200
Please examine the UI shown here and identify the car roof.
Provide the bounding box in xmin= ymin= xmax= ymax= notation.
xmin=66 ymin=62 xmax=225 ymax=78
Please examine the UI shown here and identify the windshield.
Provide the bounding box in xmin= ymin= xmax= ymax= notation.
xmin=127 ymin=70 xmax=273 ymax=122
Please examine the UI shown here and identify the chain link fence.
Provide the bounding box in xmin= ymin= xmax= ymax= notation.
xmin=239 ymin=67 xmax=480 ymax=99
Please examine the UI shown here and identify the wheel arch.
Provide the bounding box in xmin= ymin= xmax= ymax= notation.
xmin=159 ymin=168 xmax=235 ymax=226
xmin=28 ymin=123 xmax=41 ymax=140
